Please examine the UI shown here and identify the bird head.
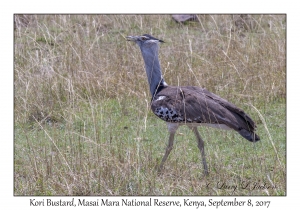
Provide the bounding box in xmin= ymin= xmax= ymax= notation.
xmin=126 ymin=34 xmax=164 ymax=48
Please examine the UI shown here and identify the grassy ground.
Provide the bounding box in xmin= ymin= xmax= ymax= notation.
xmin=14 ymin=14 xmax=286 ymax=195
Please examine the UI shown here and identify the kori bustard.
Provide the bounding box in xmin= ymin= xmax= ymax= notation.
xmin=126 ymin=34 xmax=260 ymax=175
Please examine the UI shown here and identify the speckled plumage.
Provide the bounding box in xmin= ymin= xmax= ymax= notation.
xmin=151 ymin=85 xmax=259 ymax=141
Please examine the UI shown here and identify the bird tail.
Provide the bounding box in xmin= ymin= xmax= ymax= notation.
xmin=238 ymin=129 xmax=260 ymax=142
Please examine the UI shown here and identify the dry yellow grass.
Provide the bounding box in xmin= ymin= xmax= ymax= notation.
xmin=14 ymin=14 xmax=285 ymax=195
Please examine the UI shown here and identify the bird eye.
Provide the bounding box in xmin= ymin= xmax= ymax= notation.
xmin=141 ymin=37 xmax=147 ymax=40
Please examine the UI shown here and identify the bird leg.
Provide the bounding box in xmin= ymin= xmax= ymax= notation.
xmin=158 ymin=132 xmax=175 ymax=173
xmin=158 ymin=123 xmax=178 ymax=173
xmin=190 ymin=127 xmax=209 ymax=175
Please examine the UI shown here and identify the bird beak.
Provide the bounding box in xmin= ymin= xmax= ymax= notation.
xmin=126 ymin=36 xmax=137 ymax=41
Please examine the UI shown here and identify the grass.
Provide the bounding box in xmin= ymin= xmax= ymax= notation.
xmin=14 ymin=14 xmax=286 ymax=195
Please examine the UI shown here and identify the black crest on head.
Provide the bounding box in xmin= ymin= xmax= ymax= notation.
xmin=143 ymin=34 xmax=164 ymax=43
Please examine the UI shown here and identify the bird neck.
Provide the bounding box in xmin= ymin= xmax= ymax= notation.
xmin=140 ymin=45 xmax=167 ymax=97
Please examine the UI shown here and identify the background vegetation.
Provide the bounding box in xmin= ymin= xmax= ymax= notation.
xmin=14 ymin=14 xmax=286 ymax=195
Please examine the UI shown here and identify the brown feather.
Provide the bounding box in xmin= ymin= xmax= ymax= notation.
xmin=151 ymin=86 xmax=260 ymax=141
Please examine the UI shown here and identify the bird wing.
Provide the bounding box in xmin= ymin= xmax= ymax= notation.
xmin=188 ymin=86 xmax=256 ymax=130
xmin=151 ymin=86 xmax=256 ymax=133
